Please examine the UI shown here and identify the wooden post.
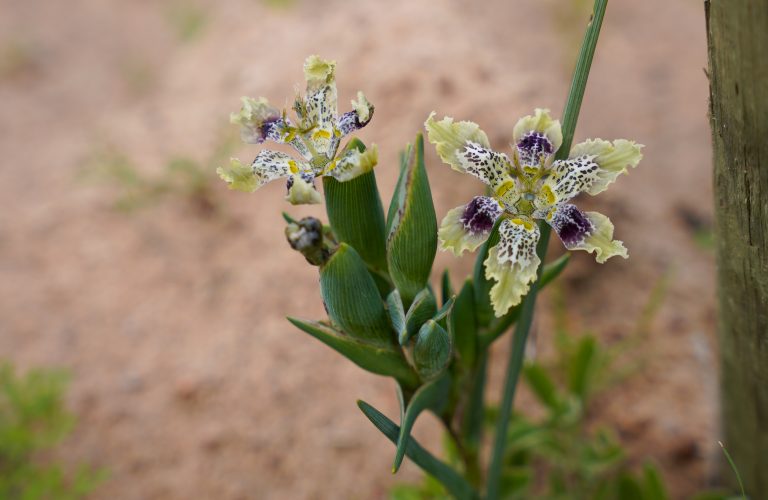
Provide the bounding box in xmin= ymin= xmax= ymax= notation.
xmin=706 ymin=0 xmax=768 ymax=495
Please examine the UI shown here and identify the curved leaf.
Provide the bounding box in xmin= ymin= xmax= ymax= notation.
xmin=288 ymin=318 xmax=418 ymax=387
xmin=386 ymin=134 xmax=437 ymax=308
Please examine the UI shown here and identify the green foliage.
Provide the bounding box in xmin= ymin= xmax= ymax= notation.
xmin=288 ymin=318 xmax=418 ymax=388
xmin=165 ymin=1 xmax=209 ymax=42
xmin=324 ymin=139 xmax=389 ymax=274
xmin=80 ymin=131 xmax=237 ymax=215
xmin=319 ymin=243 xmax=393 ymax=345
xmin=0 ymin=363 xmax=103 ymax=499
xmin=387 ymin=134 xmax=438 ymax=307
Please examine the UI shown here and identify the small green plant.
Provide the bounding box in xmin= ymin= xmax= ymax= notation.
xmin=215 ymin=1 xmax=743 ymax=498
xmin=0 ymin=38 xmax=39 ymax=80
xmin=0 ymin=363 xmax=103 ymax=499
xmin=81 ymin=130 xmax=238 ymax=215
xmin=165 ymin=1 xmax=209 ymax=42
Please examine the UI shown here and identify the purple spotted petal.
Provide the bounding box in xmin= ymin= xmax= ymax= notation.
xmin=460 ymin=196 xmax=502 ymax=235
xmin=517 ymin=131 xmax=554 ymax=167
xmin=337 ymin=106 xmax=374 ymax=136
xmin=285 ymin=171 xmax=316 ymax=193
xmin=549 ymin=204 xmax=594 ymax=248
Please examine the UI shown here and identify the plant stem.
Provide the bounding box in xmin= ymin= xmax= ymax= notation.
xmin=484 ymin=1 xmax=608 ymax=498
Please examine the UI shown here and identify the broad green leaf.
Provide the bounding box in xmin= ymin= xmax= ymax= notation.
xmin=287 ymin=318 xmax=418 ymax=388
xmin=386 ymin=134 xmax=437 ymax=308
xmin=451 ymin=279 xmax=477 ymax=367
xmin=323 ymin=139 xmax=388 ymax=273
xmin=392 ymin=374 xmax=451 ymax=472
xmin=523 ymin=363 xmax=561 ymax=411
xmin=320 ymin=243 xmax=393 ymax=345
xmin=357 ymin=400 xmax=478 ymax=500
xmin=440 ymin=270 xmax=454 ymax=306
xmin=413 ymin=320 xmax=452 ymax=381
xmin=567 ymin=334 xmax=598 ymax=401
xmin=401 ymin=288 xmax=438 ymax=345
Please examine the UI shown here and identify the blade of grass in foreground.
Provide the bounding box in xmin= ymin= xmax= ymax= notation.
xmin=357 ymin=400 xmax=478 ymax=500
xmin=484 ymin=1 xmax=609 ymax=498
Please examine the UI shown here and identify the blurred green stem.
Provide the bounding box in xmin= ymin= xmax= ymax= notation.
xmin=484 ymin=1 xmax=608 ymax=498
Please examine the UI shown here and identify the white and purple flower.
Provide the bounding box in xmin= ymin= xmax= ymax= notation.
xmin=218 ymin=56 xmax=376 ymax=204
xmin=426 ymin=109 xmax=643 ymax=316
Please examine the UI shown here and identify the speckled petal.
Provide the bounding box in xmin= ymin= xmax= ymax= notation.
xmin=295 ymin=56 xmax=339 ymax=157
xmin=512 ymin=108 xmax=563 ymax=155
xmin=438 ymin=197 xmax=502 ymax=256
xmin=548 ymin=205 xmax=627 ymax=263
xmin=424 ymin=113 xmax=491 ymax=173
xmin=230 ymin=97 xmax=283 ymax=144
xmin=457 ymin=141 xmax=518 ymax=198
xmin=249 ymin=149 xmax=311 ymax=190
xmin=286 ymin=172 xmax=322 ymax=205
xmin=484 ymin=217 xmax=541 ymax=316
xmin=568 ymin=139 xmax=643 ymax=195
xmin=337 ymin=91 xmax=375 ymax=136
xmin=324 ymin=144 xmax=378 ymax=182
xmin=542 ymin=155 xmax=601 ymax=205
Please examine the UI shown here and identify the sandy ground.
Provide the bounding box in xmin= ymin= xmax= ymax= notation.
xmin=0 ymin=0 xmax=718 ymax=498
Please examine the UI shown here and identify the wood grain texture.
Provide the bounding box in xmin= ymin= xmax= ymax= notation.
xmin=706 ymin=0 xmax=768 ymax=495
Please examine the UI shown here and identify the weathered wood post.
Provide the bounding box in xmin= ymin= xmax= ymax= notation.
xmin=706 ymin=0 xmax=768 ymax=495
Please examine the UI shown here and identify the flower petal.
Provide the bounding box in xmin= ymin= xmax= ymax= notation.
xmin=438 ymin=196 xmax=502 ymax=256
xmin=217 ymin=158 xmax=258 ymax=192
xmin=296 ymin=56 xmax=339 ymax=156
xmin=512 ymin=108 xmax=563 ymax=163
xmin=548 ymin=204 xmax=627 ymax=263
xmin=324 ymin=144 xmax=378 ymax=182
xmin=286 ymin=173 xmax=322 ymax=205
xmin=424 ymin=113 xmax=491 ymax=172
xmin=230 ymin=97 xmax=283 ymax=144
xmin=337 ymin=91 xmax=375 ymax=136
xmin=568 ymin=139 xmax=643 ymax=195
xmin=303 ymin=55 xmax=336 ymax=92
xmin=456 ymin=142 xmax=518 ymax=200
xmin=484 ymin=217 xmax=541 ymax=316
xmin=255 ymin=149 xmax=309 ymax=180
xmin=541 ymin=155 xmax=601 ymax=205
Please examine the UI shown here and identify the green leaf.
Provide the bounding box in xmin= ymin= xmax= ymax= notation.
xmin=567 ymin=334 xmax=598 ymax=401
xmin=387 ymin=290 xmax=406 ymax=339
xmin=287 ymin=318 xmax=418 ymax=388
xmin=392 ymin=374 xmax=451 ymax=472
xmin=523 ymin=363 xmax=561 ymax=411
xmin=386 ymin=134 xmax=437 ymax=307
xmin=617 ymin=473 xmax=645 ymax=500
xmin=320 ymin=243 xmax=393 ymax=345
xmin=472 ymin=218 xmax=502 ymax=327
xmin=413 ymin=320 xmax=452 ymax=381
xmin=451 ymin=279 xmax=478 ymax=367
xmin=641 ymin=462 xmax=669 ymax=500
xmin=401 ymin=288 xmax=438 ymax=345
xmin=357 ymin=400 xmax=478 ymax=500
xmin=323 ymin=139 xmax=388 ymax=273
xmin=441 ymin=270 xmax=454 ymax=306
xmin=540 ymin=253 xmax=570 ymax=287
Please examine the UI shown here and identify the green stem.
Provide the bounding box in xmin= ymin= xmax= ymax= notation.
xmin=484 ymin=1 xmax=608 ymax=498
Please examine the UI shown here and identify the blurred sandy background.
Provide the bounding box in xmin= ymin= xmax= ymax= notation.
xmin=0 ymin=0 xmax=717 ymax=498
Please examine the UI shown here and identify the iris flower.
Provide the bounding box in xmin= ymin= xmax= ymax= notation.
xmin=426 ymin=109 xmax=642 ymax=316
xmin=218 ymin=56 xmax=376 ymax=204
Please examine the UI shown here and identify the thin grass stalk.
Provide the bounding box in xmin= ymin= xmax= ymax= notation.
xmin=484 ymin=1 xmax=608 ymax=498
